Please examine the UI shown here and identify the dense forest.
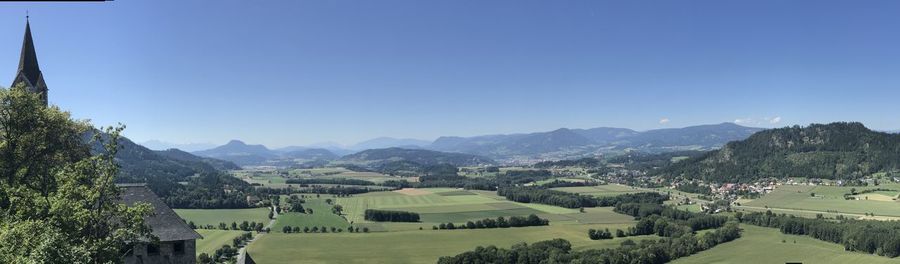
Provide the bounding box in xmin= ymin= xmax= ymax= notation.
xmin=658 ymin=122 xmax=900 ymax=182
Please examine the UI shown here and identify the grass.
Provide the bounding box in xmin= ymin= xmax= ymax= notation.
xmin=743 ymin=185 xmax=900 ymax=216
xmin=552 ymin=184 xmax=647 ymax=197
xmin=194 ymin=229 xmax=246 ymax=257
xmin=175 ymin=208 xmax=270 ymax=227
xmin=271 ymin=196 xmax=350 ymax=232
xmin=247 ymin=222 xmax=649 ymax=264
xmin=673 ymin=225 xmax=897 ymax=264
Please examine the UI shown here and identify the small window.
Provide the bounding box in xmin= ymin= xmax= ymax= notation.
xmin=147 ymin=243 xmax=160 ymax=255
xmin=173 ymin=241 xmax=185 ymax=255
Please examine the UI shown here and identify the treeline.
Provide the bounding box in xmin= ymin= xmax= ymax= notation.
xmin=738 ymin=211 xmax=900 ymax=258
xmin=675 ymin=181 xmax=711 ymax=195
xmin=281 ymin=225 xmax=367 ymax=233
xmin=364 ymin=209 xmax=420 ymax=222
xmin=498 ymin=186 xmax=669 ymax=209
xmin=306 ymin=185 xmax=372 ymax=195
xmin=498 ymin=187 xmax=599 ymax=208
xmin=534 ymin=157 xmax=602 ymax=168
xmin=438 ymin=222 xmax=742 ymax=264
xmin=433 ymin=215 xmax=549 ymax=230
xmin=614 ymin=202 xmax=728 ymax=231
xmin=284 ymin=178 xmax=376 ymax=186
xmin=540 ymin=179 xmax=599 ymax=188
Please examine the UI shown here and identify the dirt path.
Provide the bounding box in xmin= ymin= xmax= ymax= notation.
xmin=237 ymin=205 xmax=277 ymax=264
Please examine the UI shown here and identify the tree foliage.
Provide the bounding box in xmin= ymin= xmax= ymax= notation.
xmin=0 ymin=85 xmax=153 ymax=263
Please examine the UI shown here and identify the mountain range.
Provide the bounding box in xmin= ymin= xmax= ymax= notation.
xmin=430 ymin=123 xmax=763 ymax=159
xmin=187 ymin=122 xmax=764 ymax=165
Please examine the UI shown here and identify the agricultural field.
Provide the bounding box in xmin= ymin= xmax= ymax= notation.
xmin=673 ymin=225 xmax=897 ymax=264
xmin=742 ymin=184 xmax=900 ymax=217
xmin=232 ymin=167 xmax=403 ymax=188
xmin=174 ymin=208 xmax=271 ymax=227
xmin=271 ymin=195 xmax=350 ymax=232
xmin=552 ymin=184 xmax=648 ymax=197
xmin=194 ymin=229 xmax=246 ymax=257
xmin=248 ymin=224 xmax=654 ymax=264
xmin=247 ymin=187 xmax=647 ymax=263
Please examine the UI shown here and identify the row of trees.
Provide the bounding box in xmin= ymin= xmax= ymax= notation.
xmin=283 ymin=178 xmax=376 ymax=186
xmin=498 ymin=187 xmax=599 ymax=208
xmin=190 ymin=221 xmax=266 ymax=232
xmin=364 ymin=209 xmax=420 ymax=222
xmin=738 ymin=211 xmax=900 ymax=257
xmin=438 ymin=222 xmax=742 ymax=264
xmin=498 ymin=186 xmax=669 ymax=209
xmin=540 ymin=179 xmax=600 ymax=188
xmin=197 ymin=232 xmax=253 ymax=263
xmin=281 ymin=225 xmax=368 ymax=233
xmin=614 ymin=202 xmax=729 ymax=231
xmin=434 ymin=215 xmax=549 ymax=230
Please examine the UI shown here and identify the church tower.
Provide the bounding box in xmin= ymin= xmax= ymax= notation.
xmin=11 ymin=17 xmax=48 ymax=105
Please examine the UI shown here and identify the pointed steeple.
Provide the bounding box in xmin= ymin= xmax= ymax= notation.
xmin=12 ymin=16 xmax=48 ymax=105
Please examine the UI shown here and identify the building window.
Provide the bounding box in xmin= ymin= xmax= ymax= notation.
xmin=147 ymin=243 xmax=160 ymax=255
xmin=173 ymin=241 xmax=185 ymax=255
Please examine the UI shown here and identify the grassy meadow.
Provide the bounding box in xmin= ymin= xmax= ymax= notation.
xmin=194 ymin=229 xmax=246 ymax=257
xmin=742 ymin=184 xmax=900 ymax=217
xmin=174 ymin=207 xmax=270 ymax=227
xmin=244 ymin=186 xmax=649 ymax=263
xmin=674 ymin=225 xmax=897 ymax=264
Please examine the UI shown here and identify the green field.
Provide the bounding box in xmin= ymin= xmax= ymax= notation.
xmin=175 ymin=208 xmax=270 ymax=227
xmin=247 ymin=223 xmax=651 ymax=264
xmin=234 ymin=167 xmax=403 ymax=188
xmin=674 ymin=225 xmax=897 ymax=264
xmin=743 ymin=185 xmax=900 ymax=217
xmin=271 ymin=196 xmax=350 ymax=232
xmin=245 ymin=186 xmax=650 ymax=263
xmin=194 ymin=229 xmax=246 ymax=257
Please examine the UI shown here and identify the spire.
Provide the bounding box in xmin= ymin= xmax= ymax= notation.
xmin=12 ymin=16 xmax=48 ymax=105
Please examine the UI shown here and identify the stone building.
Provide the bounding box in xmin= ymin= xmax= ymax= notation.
xmin=120 ymin=184 xmax=203 ymax=264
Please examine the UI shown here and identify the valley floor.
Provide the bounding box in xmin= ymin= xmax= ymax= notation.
xmin=674 ymin=225 xmax=897 ymax=264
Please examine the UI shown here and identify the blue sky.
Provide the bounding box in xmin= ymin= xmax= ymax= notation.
xmin=1 ymin=1 xmax=899 ymax=147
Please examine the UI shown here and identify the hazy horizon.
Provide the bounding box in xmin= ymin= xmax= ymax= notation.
xmin=2 ymin=1 xmax=900 ymax=147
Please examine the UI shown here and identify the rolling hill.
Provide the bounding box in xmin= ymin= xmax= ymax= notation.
xmin=338 ymin=147 xmax=495 ymax=167
xmin=429 ymin=123 xmax=763 ymax=159
xmin=656 ymin=122 xmax=900 ymax=182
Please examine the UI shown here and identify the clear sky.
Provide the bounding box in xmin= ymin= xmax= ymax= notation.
xmin=1 ymin=1 xmax=898 ymax=147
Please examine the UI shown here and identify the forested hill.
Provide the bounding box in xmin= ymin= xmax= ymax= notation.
xmin=155 ymin=148 xmax=241 ymax=171
xmin=339 ymin=148 xmax=496 ymax=167
xmin=88 ymin=133 xmax=254 ymax=208
xmin=656 ymin=122 xmax=900 ymax=182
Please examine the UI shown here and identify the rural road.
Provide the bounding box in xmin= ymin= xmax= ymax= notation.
xmin=236 ymin=205 xmax=278 ymax=264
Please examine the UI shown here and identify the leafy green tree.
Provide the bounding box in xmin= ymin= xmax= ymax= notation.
xmin=0 ymin=85 xmax=153 ymax=263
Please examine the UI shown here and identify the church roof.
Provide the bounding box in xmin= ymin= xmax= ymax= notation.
xmin=16 ymin=19 xmax=43 ymax=89
xmin=119 ymin=184 xmax=203 ymax=242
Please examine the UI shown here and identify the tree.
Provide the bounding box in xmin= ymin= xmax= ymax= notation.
xmin=0 ymin=85 xmax=153 ymax=263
